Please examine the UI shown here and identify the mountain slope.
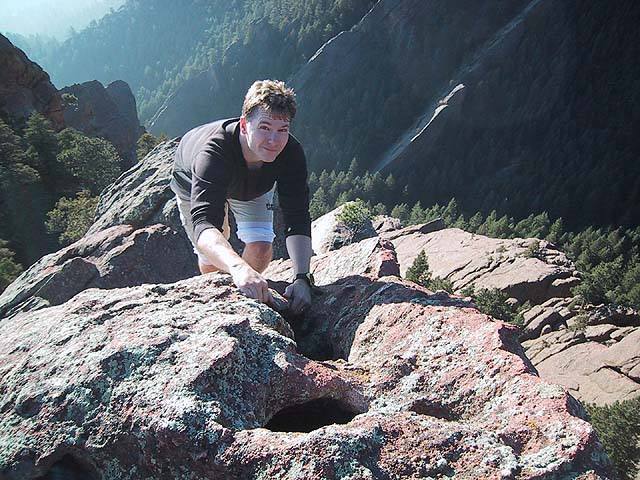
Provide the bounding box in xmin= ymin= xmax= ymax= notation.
xmin=291 ymin=0 xmax=640 ymax=229
xmin=32 ymin=0 xmax=375 ymax=131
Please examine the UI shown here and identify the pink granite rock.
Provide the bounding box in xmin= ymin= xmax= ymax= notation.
xmin=386 ymin=227 xmax=579 ymax=304
xmin=0 ymin=224 xmax=197 ymax=319
xmin=523 ymin=324 xmax=640 ymax=405
xmin=265 ymin=236 xmax=400 ymax=286
xmin=0 ymin=272 xmax=612 ymax=479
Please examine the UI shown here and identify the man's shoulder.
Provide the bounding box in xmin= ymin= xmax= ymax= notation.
xmin=180 ymin=118 xmax=239 ymax=152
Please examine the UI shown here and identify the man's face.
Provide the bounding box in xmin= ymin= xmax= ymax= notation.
xmin=241 ymin=108 xmax=290 ymax=163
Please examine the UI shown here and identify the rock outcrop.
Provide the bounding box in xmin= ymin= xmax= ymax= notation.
xmin=385 ymin=226 xmax=579 ymax=305
xmin=61 ymin=80 xmax=144 ymax=169
xmin=0 ymin=224 xmax=197 ymax=320
xmin=266 ymin=236 xmax=400 ymax=287
xmin=0 ymin=33 xmax=143 ymax=170
xmin=310 ymin=202 xmax=378 ymax=255
xmin=0 ymin=34 xmax=63 ymax=128
xmin=521 ymin=303 xmax=640 ymax=405
xmin=86 ymin=140 xmax=182 ymax=236
xmin=0 ymin=263 xmax=612 ymax=479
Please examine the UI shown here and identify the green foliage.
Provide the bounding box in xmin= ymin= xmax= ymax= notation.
xmin=586 ymin=397 xmax=640 ymax=480
xmin=23 ymin=113 xmax=59 ymax=180
xmin=390 ymin=203 xmax=409 ymax=225
xmin=524 ymin=240 xmax=543 ymax=259
xmin=60 ymin=93 xmax=78 ymax=107
xmin=56 ymin=129 xmax=121 ymax=194
xmin=406 ymin=250 xmax=432 ymax=286
xmin=46 ymin=190 xmax=99 ymax=245
xmin=405 ymin=250 xmax=454 ymax=293
xmin=572 ymin=256 xmax=625 ymax=306
xmin=136 ymin=131 xmax=166 ymax=161
xmin=24 ymin=113 xmax=58 ymax=156
xmin=429 ymin=276 xmax=455 ymax=294
xmin=1 ymin=117 xmax=128 ymax=264
xmin=336 ymin=199 xmax=372 ymax=235
xmin=309 ymin=186 xmax=329 ymax=220
xmin=466 ymin=287 xmax=524 ymax=327
xmin=0 ymin=118 xmax=40 ymax=185
xmin=0 ymin=239 xmax=23 ymax=293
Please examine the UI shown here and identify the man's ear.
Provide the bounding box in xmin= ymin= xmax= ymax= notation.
xmin=239 ymin=116 xmax=247 ymax=134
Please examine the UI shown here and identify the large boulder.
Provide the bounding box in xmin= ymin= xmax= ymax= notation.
xmin=0 ymin=224 xmax=197 ymax=320
xmin=265 ymin=236 xmax=400 ymax=286
xmin=61 ymin=80 xmax=144 ymax=169
xmin=0 ymin=270 xmax=612 ymax=479
xmin=522 ymin=305 xmax=640 ymax=405
xmin=0 ymin=34 xmax=63 ymax=128
xmin=310 ymin=202 xmax=378 ymax=254
xmin=386 ymin=226 xmax=580 ymax=305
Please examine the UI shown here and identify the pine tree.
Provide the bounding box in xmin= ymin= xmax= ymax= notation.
xmin=442 ymin=198 xmax=459 ymax=226
xmin=0 ymin=119 xmax=39 ymax=185
xmin=405 ymin=250 xmax=432 ymax=287
xmin=390 ymin=203 xmax=409 ymax=225
xmin=56 ymin=129 xmax=122 ymax=194
xmin=0 ymin=239 xmax=23 ymax=293
xmin=46 ymin=190 xmax=99 ymax=245
xmin=309 ymin=186 xmax=329 ymax=220
xmin=409 ymin=201 xmax=425 ymax=225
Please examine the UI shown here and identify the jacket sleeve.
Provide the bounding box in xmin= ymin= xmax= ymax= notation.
xmin=190 ymin=146 xmax=230 ymax=243
xmin=276 ymin=142 xmax=311 ymax=238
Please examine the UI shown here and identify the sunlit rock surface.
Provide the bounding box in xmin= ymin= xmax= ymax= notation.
xmin=0 ymin=270 xmax=612 ymax=479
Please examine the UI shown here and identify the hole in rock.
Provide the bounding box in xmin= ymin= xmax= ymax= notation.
xmin=265 ymin=398 xmax=359 ymax=433
xmin=409 ymin=398 xmax=460 ymax=421
xmin=35 ymin=454 xmax=99 ymax=480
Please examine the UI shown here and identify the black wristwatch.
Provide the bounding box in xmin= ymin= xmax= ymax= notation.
xmin=294 ymin=272 xmax=315 ymax=287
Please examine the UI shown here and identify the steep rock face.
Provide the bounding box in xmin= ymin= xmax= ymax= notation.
xmin=292 ymin=0 xmax=531 ymax=172
xmin=292 ymin=0 xmax=640 ymax=227
xmin=0 ymin=224 xmax=197 ymax=320
xmin=0 ymin=269 xmax=612 ymax=479
xmin=87 ymin=140 xmax=182 ymax=236
xmin=385 ymin=226 xmax=579 ymax=304
xmin=0 ymin=34 xmax=63 ymax=128
xmin=61 ymin=79 xmax=144 ymax=169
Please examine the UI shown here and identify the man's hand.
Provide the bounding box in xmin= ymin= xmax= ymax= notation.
xmin=284 ymin=279 xmax=312 ymax=315
xmin=230 ymin=264 xmax=273 ymax=304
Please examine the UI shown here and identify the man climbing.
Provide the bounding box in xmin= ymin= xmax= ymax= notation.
xmin=170 ymin=79 xmax=313 ymax=314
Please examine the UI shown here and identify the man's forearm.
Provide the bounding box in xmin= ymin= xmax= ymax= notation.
xmin=196 ymin=227 xmax=249 ymax=274
xmin=286 ymin=235 xmax=312 ymax=274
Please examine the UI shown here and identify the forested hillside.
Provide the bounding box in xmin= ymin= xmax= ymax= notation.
xmin=22 ymin=0 xmax=639 ymax=233
xmin=0 ymin=113 xmax=126 ymax=271
xmin=28 ymin=0 xmax=375 ymax=127
xmin=292 ymin=0 xmax=640 ymax=230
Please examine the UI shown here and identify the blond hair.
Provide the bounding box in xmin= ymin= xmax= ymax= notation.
xmin=242 ymin=80 xmax=297 ymax=120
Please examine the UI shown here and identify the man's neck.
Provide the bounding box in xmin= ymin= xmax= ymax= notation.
xmin=239 ymin=130 xmax=263 ymax=170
